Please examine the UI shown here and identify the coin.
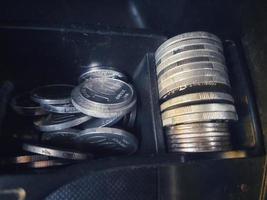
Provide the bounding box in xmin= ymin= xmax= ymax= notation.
xmin=158 ymin=62 xmax=227 ymax=83
xmin=81 ymin=116 xmax=122 ymax=129
xmin=34 ymin=113 xmax=91 ymax=132
xmin=41 ymin=102 xmax=80 ymax=114
xmin=169 ymin=141 xmax=231 ymax=148
xmin=1 ymin=155 xmax=50 ymax=165
xmin=169 ymin=146 xmax=231 ymax=153
xmin=73 ymin=127 xmax=138 ymax=155
xmin=41 ymin=129 xmax=80 ymax=147
xmin=159 ymin=76 xmax=231 ymax=99
xmin=122 ymin=107 xmax=137 ymax=128
xmin=155 ymin=31 xmax=222 ymax=57
xmin=24 ymin=159 xmax=72 ymax=168
xmin=158 ymin=70 xmax=229 ymax=92
xmin=167 ymin=127 xmax=228 ymax=134
xmin=169 ymin=122 xmax=228 ymax=130
xmin=31 ymin=84 xmax=74 ymax=105
xmin=157 ymin=49 xmax=225 ymax=75
xmin=167 ymin=136 xmax=230 ymax=144
xmin=162 ymin=111 xmax=238 ymax=127
xmin=78 ymin=66 xmax=128 ymax=83
xmin=161 ymin=103 xmax=236 ymax=119
xmin=11 ymin=93 xmax=47 ymax=116
xmin=160 ymin=92 xmax=234 ymax=112
xmin=155 ymin=38 xmax=223 ymax=62
xmin=22 ymin=144 xmax=90 ymax=160
xmin=167 ymin=132 xmax=230 ymax=139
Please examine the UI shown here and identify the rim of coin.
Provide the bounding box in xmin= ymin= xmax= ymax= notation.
xmin=81 ymin=116 xmax=123 ymax=129
xmin=167 ymin=136 xmax=230 ymax=144
xmin=169 ymin=146 xmax=231 ymax=153
xmin=34 ymin=113 xmax=91 ymax=132
xmin=167 ymin=132 xmax=230 ymax=139
xmin=158 ymin=70 xmax=229 ymax=92
xmin=72 ymin=94 xmax=137 ymax=118
xmin=167 ymin=127 xmax=229 ymax=134
xmin=24 ymin=159 xmax=72 ymax=169
xmin=159 ymin=76 xmax=231 ymax=99
xmin=162 ymin=111 xmax=238 ymax=127
xmin=156 ymin=43 xmax=224 ymax=65
xmin=22 ymin=144 xmax=90 ymax=160
xmin=161 ymin=103 xmax=236 ymax=120
xmin=41 ymin=102 xmax=80 ymax=114
xmin=78 ymin=66 xmax=128 ymax=83
xmin=31 ymin=84 xmax=74 ymax=105
xmin=155 ymin=31 xmax=222 ymax=57
xmin=73 ymin=127 xmax=138 ymax=155
xmin=158 ymin=62 xmax=228 ymax=83
xmin=1 ymin=155 xmax=50 ymax=165
xmin=72 ymin=78 xmax=134 ymax=109
xmin=157 ymin=56 xmax=226 ymax=78
xmin=169 ymin=141 xmax=231 ymax=148
xmin=156 ymin=49 xmax=225 ymax=75
xmin=122 ymin=106 xmax=137 ymax=128
xmin=160 ymin=92 xmax=234 ymax=112
xmin=169 ymin=122 xmax=229 ymax=130
xmin=11 ymin=93 xmax=47 ymax=116
xmin=155 ymin=38 xmax=223 ymax=62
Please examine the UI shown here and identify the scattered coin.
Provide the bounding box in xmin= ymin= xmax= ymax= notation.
xmin=41 ymin=102 xmax=79 ymax=114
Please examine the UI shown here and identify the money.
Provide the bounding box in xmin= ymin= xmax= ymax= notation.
xmin=11 ymin=93 xmax=47 ymax=116
xmin=160 ymin=92 xmax=234 ymax=112
xmin=73 ymin=127 xmax=138 ymax=155
xmin=34 ymin=113 xmax=91 ymax=132
xmin=22 ymin=144 xmax=90 ymax=160
xmin=79 ymin=66 xmax=128 ymax=83
xmin=31 ymin=84 xmax=74 ymax=105
xmin=41 ymin=102 xmax=79 ymax=114
xmin=81 ymin=116 xmax=122 ymax=129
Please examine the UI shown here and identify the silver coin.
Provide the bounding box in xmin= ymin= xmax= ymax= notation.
xmin=41 ymin=129 xmax=80 ymax=147
xmin=156 ymin=38 xmax=223 ymax=62
xmin=22 ymin=144 xmax=90 ymax=160
xmin=11 ymin=93 xmax=47 ymax=116
xmin=73 ymin=127 xmax=138 ymax=155
xmin=155 ymin=31 xmax=222 ymax=57
xmin=158 ymin=70 xmax=229 ymax=92
xmin=41 ymin=102 xmax=80 ymax=114
xmin=34 ymin=113 xmax=91 ymax=132
xmin=157 ymin=50 xmax=225 ymax=75
xmin=78 ymin=66 xmax=127 ymax=83
xmin=31 ymin=84 xmax=74 ymax=105
xmin=162 ymin=111 xmax=238 ymax=127
xmin=162 ymin=103 xmax=236 ymax=120
xmin=160 ymin=92 xmax=234 ymax=112
xmin=72 ymin=78 xmax=134 ymax=109
xmin=167 ymin=127 xmax=228 ymax=134
xmin=122 ymin=106 xmax=137 ymax=128
xmin=168 ymin=136 xmax=230 ymax=144
xmin=169 ymin=146 xmax=231 ymax=153
xmin=169 ymin=141 xmax=231 ymax=148
xmin=157 ymin=43 xmax=224 ymax=65
xmin=169 ymin=122 xmax=229 ymax=130
xmin=159 ymin=76 xmax=230 ymax=99
xmin=81 ymin=116 xmax=122 ymax=129
xmin=72 ymin=93 xmax=137 ymax=118
xmin=158 ymin=62 xmax=227 ymax=83
xmin=167 ymin=132 xmax=230 ymax=139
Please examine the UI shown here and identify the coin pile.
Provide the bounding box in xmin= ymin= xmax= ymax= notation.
xmin=155 ymin=31 xmax=238 ymax=153
xmin=8 ymin=66 xmax=138 ymax=168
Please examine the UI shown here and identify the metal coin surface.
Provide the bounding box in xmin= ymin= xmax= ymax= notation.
xmin=162 ymin=103 xmax=236 ymax=119
xmin=159 ymin=76 xmax=231 ymax=99
xmin=157 ymin=49 xmax=225 ymax=75
xmin=169 ymin=122 xmax=228 ymax=130
xmin=22 ymin=144 xmax=90 ymax=160
xmin=81 ymin=116 xmax=122 ymax=129
xmin=73 ymin=127 xmax=138 ymax=155
xmin=41 ymin=102 xmax=80 ymax=114
xmin=2 ymin=155 xmax=50 ymax=165
xmin=160 ymin=92 xmax=234 ymax=112
xmin=167 ymin=132 xmax=230 ymax=139
xmin=78 ymin=66 xmax=127 ymax=83
xmin=41 ymin=129 xmax=80 ymax=147
xmin=169 ymin=146 xmax=231 ymax=153
xmin=168 ymin=136 xmax=230 ymax=144
xmin=158 ymin=62 xmax=227 ymax=83
xmin=31 ymin=84 xmax=74 ymax=105
xmin=122 ymin=107 xmax=137 ymax=128
xmin=162 ymin=111 xmax=238 ymax=127
xmin=169 ymin=141 xmax=231 ymax=148
xmin=24 ymin=160 xmax=72 ymax=169
xmin=156 ymin=38 xmax=223 ymax=62
xmin=34 ymin=113 xmax=91 ymax=132
xmin=11 ymin=93 xmax=47 ymax=116
xmin=155 ymin=31 xmax=222 ymax=57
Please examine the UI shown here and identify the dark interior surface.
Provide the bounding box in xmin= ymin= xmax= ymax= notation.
xmin=0 ymin=0 xmax=267 ymax=199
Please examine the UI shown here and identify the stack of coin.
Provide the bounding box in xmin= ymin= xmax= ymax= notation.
xmin=155 ymin=31 xmax=238 ymax=153
xmin=9 ymin=66 xmax=138 ymax=168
